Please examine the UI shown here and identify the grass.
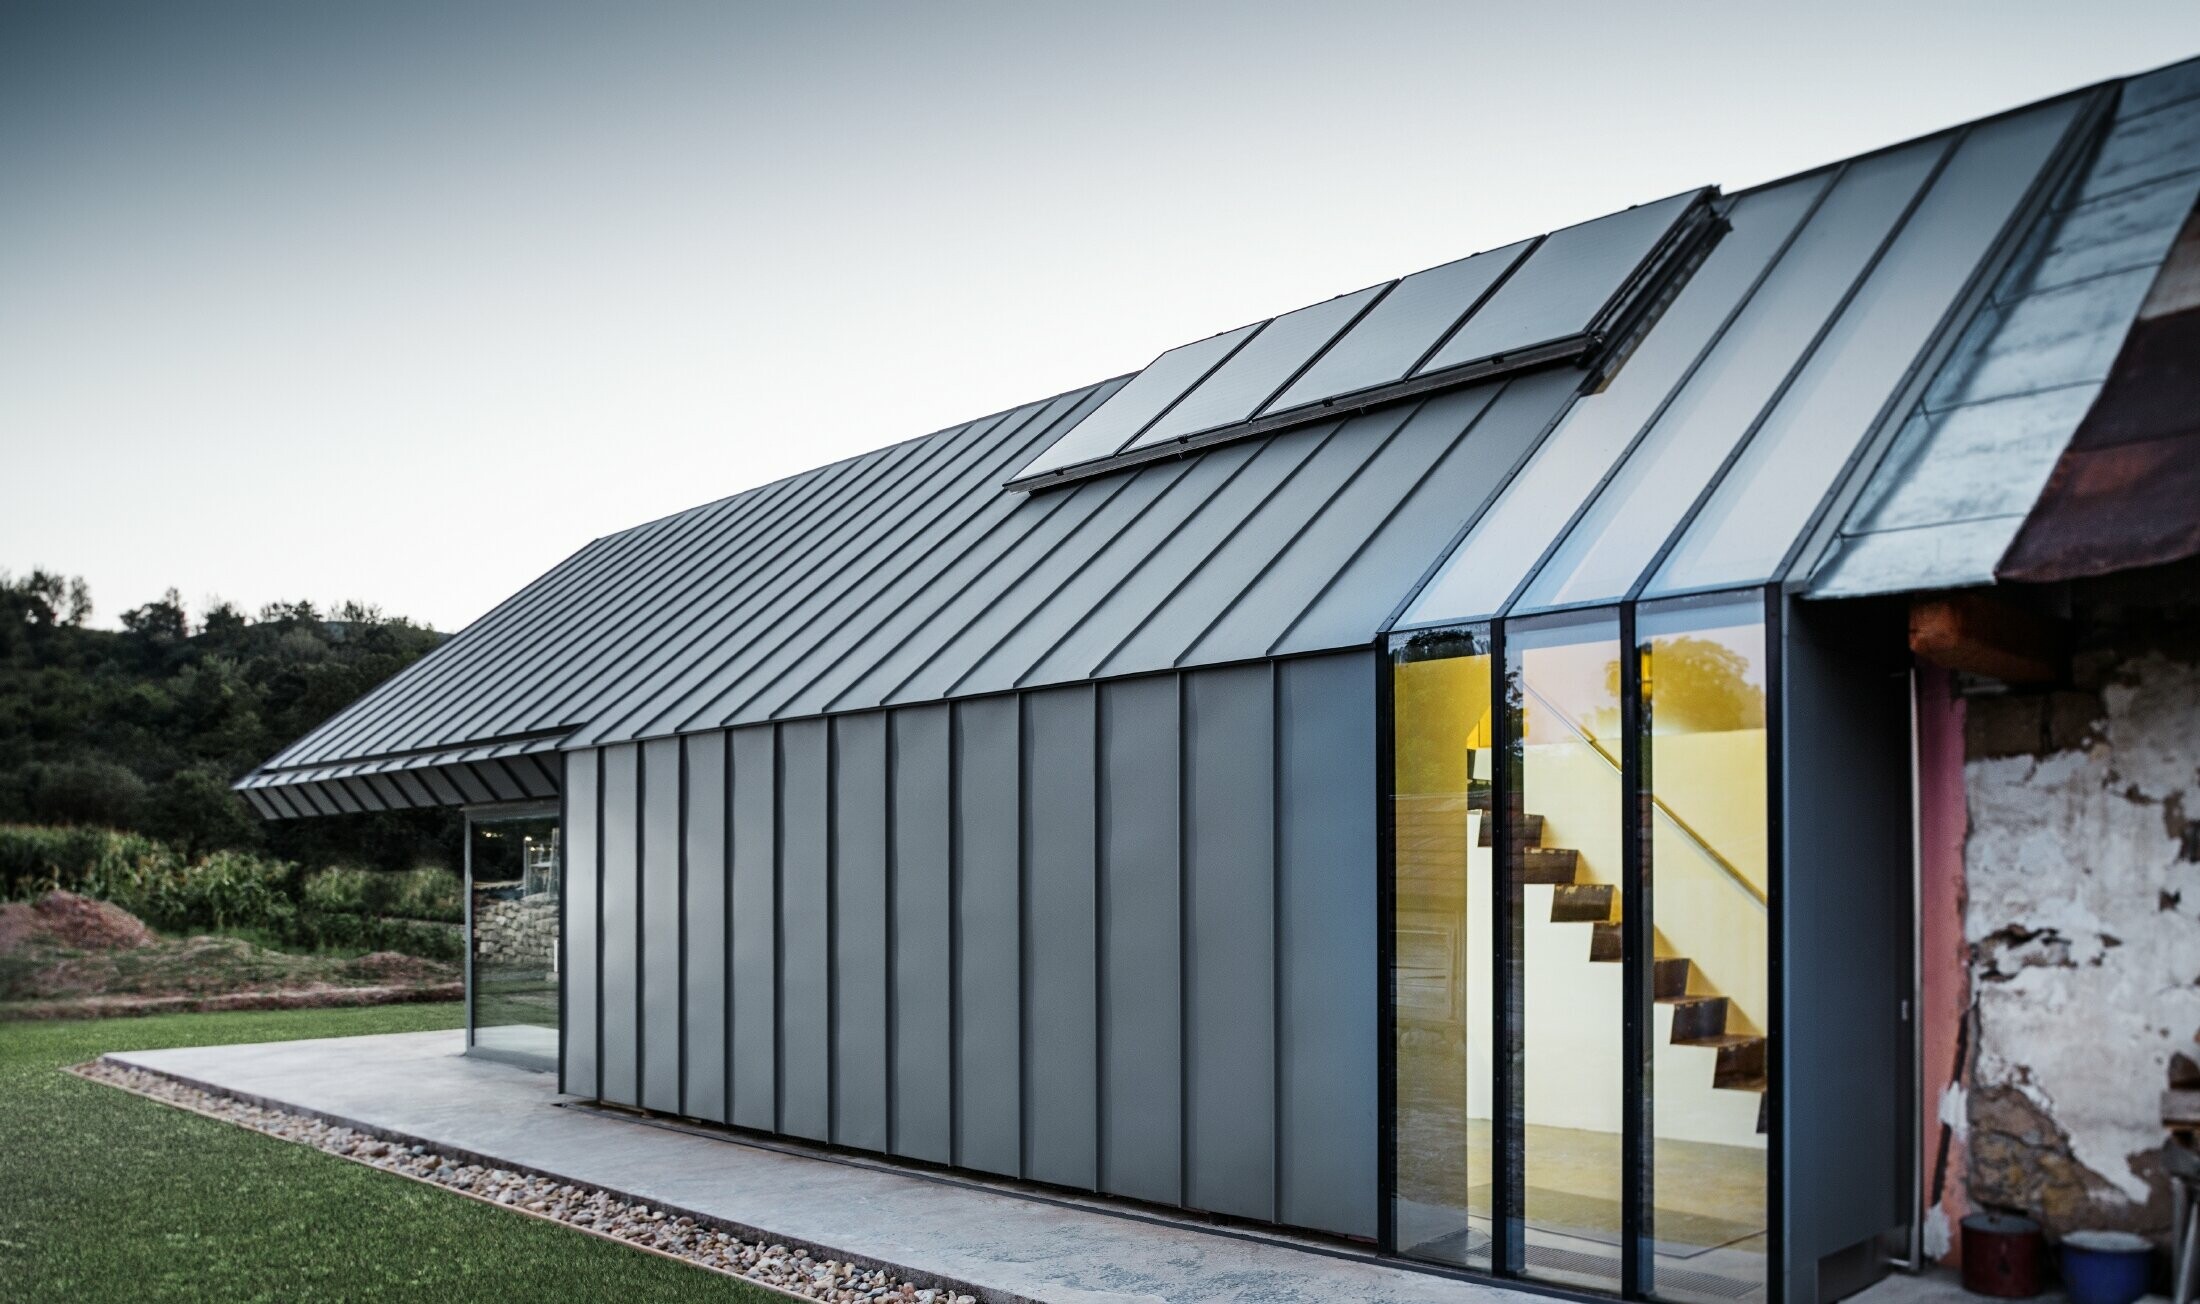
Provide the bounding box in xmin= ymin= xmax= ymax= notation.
xmin=0 ymin=1004 xmax=775 ymax=1302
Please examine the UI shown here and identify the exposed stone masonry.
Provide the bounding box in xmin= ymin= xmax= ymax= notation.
xmin=474 ymin=893 xmax=557 ymax=971
xmin=1957 ymin=561 xmax=2200 ymax=1243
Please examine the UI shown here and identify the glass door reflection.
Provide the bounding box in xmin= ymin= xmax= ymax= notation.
xmin=468 ymin=810 xmax=560 ymax=1067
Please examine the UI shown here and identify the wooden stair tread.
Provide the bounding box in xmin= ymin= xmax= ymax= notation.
xmin=1674 ymin=1032 xmax=1759 ymax=1049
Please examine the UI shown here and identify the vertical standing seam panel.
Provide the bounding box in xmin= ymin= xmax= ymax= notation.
xmin=641 ymin=737 xmax=683 ymax=1113
xmin=598 ymin=743 xmax=641 ymax=1107
xmin=953 ymin=694 xmax=1023 ymax=1177
xmin=778 ymin=718 xmax=833 ymax=1142
xmin=1277 ymin=653 xmax=1381 ymax=1237
xmin=1098 ymin=674 xmax=1184 ymax=1204
xmin=890 ymin=703 xmax=954 ymax=1162
xmin=832 ymin=712 xmax=891 ymax=1152
xmin=1023 ymin=684 xmax=1100 ymax=1189
xmin=1183 ymin=663 xmax=1278 ymax=1220
xmin=683 ymin=732 xmax=729 ymax=1122
xmin=563 ymin=749 xmax=601 ymax=1095
xmin=730 ymin=725 xmax=779 ymax=1131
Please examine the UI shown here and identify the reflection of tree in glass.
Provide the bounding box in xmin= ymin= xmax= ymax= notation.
xmin=1606 ymin=636 xmax=1765 ymax=733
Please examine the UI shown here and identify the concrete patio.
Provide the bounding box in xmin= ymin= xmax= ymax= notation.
xmin=97 ymin=1030 xmax=2057 ymax=1304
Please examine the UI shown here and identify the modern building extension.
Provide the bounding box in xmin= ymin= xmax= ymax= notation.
xmin=239 ymin=55 xmax=2200 ymax=1304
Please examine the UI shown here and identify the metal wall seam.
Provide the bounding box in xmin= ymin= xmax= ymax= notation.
xmin=884 ymin=711 xmax=899 ymax=1159
xmin=1373 ymin=643 xmax=1398 ymax=1256
xmin=1270 ymin=661 xmax=1286 ymax=1229
xmin=947 ymin=701 xmax=963 ymax=1167
xmin=1089 ymin=681 xmax=1106 ymax=1194
xmin=594 ymin=750 xmax=607 ymax=1099
xmin=677 ymin=736 xmax=690 ymax=1117
xmin=772 ymin=722 xmax=787 ymax=1135
xmin=1175 ymin=671 xmax=1191 ymax=1211
xmin=721 ymin=729 xmax=737 ymax=1126
xmin=825 ymin=717 xmax=839 ymax=1145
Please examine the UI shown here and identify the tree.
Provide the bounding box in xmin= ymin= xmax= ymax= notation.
xmin=121 ymin=588 xmax=191 ymax=643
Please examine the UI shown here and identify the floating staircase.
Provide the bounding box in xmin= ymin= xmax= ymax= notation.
xmin=1482 ymin=809 xmax=1768 ymax=1134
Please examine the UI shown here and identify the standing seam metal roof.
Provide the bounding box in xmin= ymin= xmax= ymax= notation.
xmin=250 ymin=365 xmax=1579 ymax=775
xmin=242 ymin=56 xmax=2200 ymax=806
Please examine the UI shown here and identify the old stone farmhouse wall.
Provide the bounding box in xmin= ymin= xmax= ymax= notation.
xmin=1958 ymin=561 xmax=2200 ymax=1242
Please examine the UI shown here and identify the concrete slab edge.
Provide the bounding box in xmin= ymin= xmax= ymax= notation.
xmin=81 ymin=1054 xmax=1024 ymax=1304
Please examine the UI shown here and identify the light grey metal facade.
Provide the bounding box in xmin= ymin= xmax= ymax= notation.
xmin=562 ymin=652 xmax=1380 ymax=1237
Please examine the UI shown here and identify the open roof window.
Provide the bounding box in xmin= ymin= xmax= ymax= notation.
xmin=1005 ymin=188 xmax=1719 ymax=492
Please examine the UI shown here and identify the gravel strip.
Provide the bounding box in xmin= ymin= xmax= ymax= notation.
xmin=73 ymin=1058 xmax=971 ymax=1304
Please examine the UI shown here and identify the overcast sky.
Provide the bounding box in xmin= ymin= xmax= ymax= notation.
xmin=5 ymin=2 xmax=2196 ymax=632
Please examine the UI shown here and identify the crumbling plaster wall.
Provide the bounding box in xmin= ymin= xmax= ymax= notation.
xmin=1961 ymin=594 xmax=2200 ymax=1238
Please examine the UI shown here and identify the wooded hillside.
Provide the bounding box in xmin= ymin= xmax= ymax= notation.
xmin=0 ymin=569 xmax=457 ymax=871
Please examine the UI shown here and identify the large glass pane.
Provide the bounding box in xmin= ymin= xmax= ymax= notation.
xmin=1270 ymin=242 xmax=1532 ymax=412
xmin=1011 ymin=322 xmax=1260 ymax=480
xmin=1507 ymin=613 xmax=1625 ymax=1292
xmin=1425 ymin=190 xmax=1701 ymax=370
xmin=1397 ymin=175 xmax=1829 ymax=626
xmin=1512 ymin=137 xmax=1948 ymax=614
xmin=1392 ymin=627 xmax=1496 ymax=1270
xmin=1640 ymin=596 xmax=1770 ymax=1303
xmin=469 ymin=811 xmax=561 ymax=1065
xmin=1133 ymin=285 xmax=1385 ymax=445
xmin=1647 ymin=99 xmax=2079 ymax=595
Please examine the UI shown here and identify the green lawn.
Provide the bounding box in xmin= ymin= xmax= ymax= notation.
xmin=0 ymin=1005 xmax=774 ymax=1302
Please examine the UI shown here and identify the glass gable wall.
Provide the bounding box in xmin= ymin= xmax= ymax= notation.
xmin=1383 ymin=94 xmax=2093 ymax=1302
xmin=1391 ymin=597 xmax=1773 ymax=1302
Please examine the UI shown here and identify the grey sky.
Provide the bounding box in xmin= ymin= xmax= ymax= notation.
xmin=5 ymin=2 xmax=2196 ymax=632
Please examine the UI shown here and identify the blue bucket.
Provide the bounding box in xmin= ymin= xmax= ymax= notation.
xmin=2059 ymin=1230 xmax=2151 ymax=1304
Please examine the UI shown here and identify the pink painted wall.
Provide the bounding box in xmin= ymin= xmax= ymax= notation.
xmin=1914 ymin=663 xmax=1970 ymax=1263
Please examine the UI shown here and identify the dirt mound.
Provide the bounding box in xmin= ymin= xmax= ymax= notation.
xmin=0 ymin=890 xmax=156 ymax=954
xmin=344 ymin=950 xmax=452 ymax=983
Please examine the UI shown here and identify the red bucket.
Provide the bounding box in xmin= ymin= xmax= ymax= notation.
xmin=1962 ymin=1212 xmax=2044 ymax=1298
